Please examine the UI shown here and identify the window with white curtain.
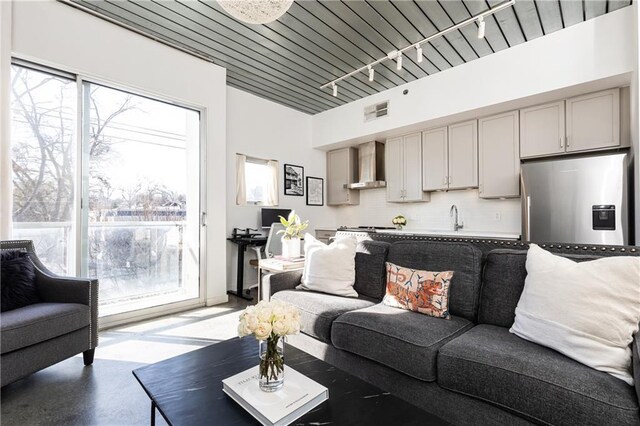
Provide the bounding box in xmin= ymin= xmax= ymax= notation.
xmin=236 ymin=155 xmax=278 ymax=206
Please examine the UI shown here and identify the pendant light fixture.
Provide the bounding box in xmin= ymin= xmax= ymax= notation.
xmin=217 ymin=0 xmax=293 ymax=25
xmin=320 ymin=0 xmax=515 ymax=95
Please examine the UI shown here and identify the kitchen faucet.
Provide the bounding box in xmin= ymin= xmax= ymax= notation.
xmin=450 ymin=205 xmax=464 ymax=232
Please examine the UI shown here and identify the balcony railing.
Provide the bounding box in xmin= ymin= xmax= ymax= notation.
xmin=13 ymin=221 xmax=193 ymax=309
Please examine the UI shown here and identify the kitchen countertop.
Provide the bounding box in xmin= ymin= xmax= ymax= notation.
xmin=374 ymin=229 xmax=521 ymax=240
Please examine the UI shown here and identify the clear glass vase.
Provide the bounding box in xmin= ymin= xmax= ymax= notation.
xmin=258 ymin=336 xmax=285 ymax=392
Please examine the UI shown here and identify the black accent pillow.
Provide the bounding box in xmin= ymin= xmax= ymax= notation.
xmin=1 ymin=250 xmax=40 ymax=312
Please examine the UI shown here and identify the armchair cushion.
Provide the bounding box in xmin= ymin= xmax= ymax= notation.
xmin=1 ymin=250 xmax=40 ymax=312
xmin=0 ymin=302 xmax=90 ymax=354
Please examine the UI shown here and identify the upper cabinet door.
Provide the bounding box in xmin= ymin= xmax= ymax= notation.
xmin=566 ymin=88 xmax=620 ymax=153
xmin=385 ymin=137 xmax=404 ymax=203
xmin=327 ymin=148 xmax=359 ymax=206
xmin=422 ymin=127 xmax=448 ymax=191
xmin=520 ymin=101 xmax=565 ymax=158
xmin=448 ymin=120 xmax=478 ymax=189
xmin=479 ymin=111 xmax=520 ymax=199
xmin=402 ymin=133 xmax=424 ymax=202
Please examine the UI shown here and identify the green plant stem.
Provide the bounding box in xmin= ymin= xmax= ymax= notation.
xmin=260 ymin=334 xmax=284 ymax=383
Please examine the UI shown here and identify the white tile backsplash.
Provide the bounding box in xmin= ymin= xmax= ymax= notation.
xmin=331 ymin=188 xmax=522 ymax=236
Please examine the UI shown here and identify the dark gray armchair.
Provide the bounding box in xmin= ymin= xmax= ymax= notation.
xmin=1 ymin=240 xmax=98 ymax=387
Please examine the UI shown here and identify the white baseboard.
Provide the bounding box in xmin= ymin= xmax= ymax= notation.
xmin=206 ymin=294 xmax=229 ymax=306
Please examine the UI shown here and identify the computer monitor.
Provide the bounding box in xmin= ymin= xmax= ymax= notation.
xmin=261 ymin=208 xmax=292 ymax=229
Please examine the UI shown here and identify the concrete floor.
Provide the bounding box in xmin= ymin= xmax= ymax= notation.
xmin=1 ymin=292 xmax=255 ymax=426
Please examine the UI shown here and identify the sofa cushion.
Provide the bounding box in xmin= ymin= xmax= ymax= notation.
xmin=383 ymin=262 xmax=453 ymax=319
xmin=479 ymin=249 xmax=615 ymax=328
xmin=387 ymin=241 xmax=482 ymax=321
xmin=1 ymin=250 xmax=40 ymax=312
xmin=438 ymin=325 xmax=640 ymax=425
xmin=332 ymin=304 xmax=473 ymax=382
xmin=271 ymin=290 xmax=376 ymax=343
xmin=301 ymin=234 xmax=358 ymax=297
xmin=353 ymin=240 xmax=390 ymax=300
xmin=0 ymin=303 xmax=91 ymax=354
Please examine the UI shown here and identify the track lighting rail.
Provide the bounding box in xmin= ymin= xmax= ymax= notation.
xmin=321 ymin=0 xmax=516 ymax=96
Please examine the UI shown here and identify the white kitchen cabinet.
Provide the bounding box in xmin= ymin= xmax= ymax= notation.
xmin=520 ymin=100 xmax=565 ymax=158
xmin=422 ymin=126 xmax=448 ymax=191
xmin=327 ymin=147 xmax=359 ymax=206
xmin=386 ymin=133 xmax=429 ymax=203
xmin=448 ymin=120 xmax=478 ymax=189
xmin=422 ymin=121 xmax=477 ymax=192
xmin=566 ymin=88 xmax=620 ymax=153
xmin=479 ymin=110 xmax=520 ymax=198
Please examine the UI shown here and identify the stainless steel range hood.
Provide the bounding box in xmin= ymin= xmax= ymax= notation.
xmin=346 ymin=141 xmax=386 ymax=189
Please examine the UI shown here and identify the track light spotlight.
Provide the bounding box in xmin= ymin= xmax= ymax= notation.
xmin=477 ymin=16 xmax=485 ymax=39
xmin=368 ymin=66 xmax=374 ymax=82
xmin=332 ymin=83 xmax=337 ymax=97
xmin=396 ymin=52 xmax=403 ymax=71
xmin=416 ymin=44 xmax=423 ymax=63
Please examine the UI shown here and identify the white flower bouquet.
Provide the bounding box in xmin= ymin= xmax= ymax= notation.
xmin=238 ymin=300 xmax=301 ymax=391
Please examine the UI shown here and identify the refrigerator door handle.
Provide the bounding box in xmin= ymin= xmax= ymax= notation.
xmin=525 ymin=195 xmax=531 ymax=241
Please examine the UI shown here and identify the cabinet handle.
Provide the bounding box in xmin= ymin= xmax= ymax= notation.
xmin=566 ymin=136 xmax=570 ymax=147
xmin=443 ymin=177 xmax=447 ymax=185
xmin=448 ymin=176 xmax=452 ymax=185
xmin=559 ymin=136 xmax=564 ymax=149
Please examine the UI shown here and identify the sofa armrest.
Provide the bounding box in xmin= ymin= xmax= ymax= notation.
xmin=265 ymin=271 xmax=303 ymax=298
xmin=35 ymin=266 xmax=97 ymax=307
xmin=633 ymin=331 xmax=640 ymax=405
xmin=34 ymin=264 xmax=99 ymax=349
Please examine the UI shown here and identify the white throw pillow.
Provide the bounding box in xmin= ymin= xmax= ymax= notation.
xmin=298 ymin=233 xmax=358 ymax=298
xmin=510 ymin=244 xmax=640 ymax=385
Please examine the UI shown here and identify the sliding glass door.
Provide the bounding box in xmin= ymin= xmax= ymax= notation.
xmin=10 ymin=63 xmax=203 ymax=320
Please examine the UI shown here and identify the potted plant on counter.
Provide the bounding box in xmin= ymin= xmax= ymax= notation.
xmin=278 ymin=210 xmax=308 ymax=258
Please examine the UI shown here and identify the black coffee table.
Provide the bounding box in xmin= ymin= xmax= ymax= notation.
xmin=133 ymin=337 xmax=448 ymax=426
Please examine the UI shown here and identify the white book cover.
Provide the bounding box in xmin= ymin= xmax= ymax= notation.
xmin=222 ymin=366 xmax=328 ymax=426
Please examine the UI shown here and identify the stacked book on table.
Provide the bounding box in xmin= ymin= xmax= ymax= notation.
xmin=222 ymin=366 xmax=328 ymax=426
xmin=260 ymin=256 xmax=305 ymax=271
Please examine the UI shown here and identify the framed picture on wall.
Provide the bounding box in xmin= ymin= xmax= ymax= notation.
xmin=306 ymin=177 xmax=324 ymax=206
xmin=284 ymin=164 xmax=304 ymax=196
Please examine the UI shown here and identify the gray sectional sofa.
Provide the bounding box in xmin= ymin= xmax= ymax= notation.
xmin=268 ymin=239 xmax=640 ymax=426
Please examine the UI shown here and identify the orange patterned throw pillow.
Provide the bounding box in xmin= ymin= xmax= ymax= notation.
xmin=383 ymin=262 xmax=453 ymax=319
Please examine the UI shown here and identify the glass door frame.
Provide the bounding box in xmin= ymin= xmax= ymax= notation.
xmin=11 ymin=59 xmax=208 ymax=330
xmin=76 ymin=76 xmax=208 ymax=330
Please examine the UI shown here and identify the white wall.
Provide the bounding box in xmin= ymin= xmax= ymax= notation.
xmin=226 ymin=87 xmax=336 ymax=291
xmin=8 ymin=0 xmax=229 ymax=308
xmin=0 ymin=1 xmax=11 ymax=238
xmin=312 ymin=6 xmax=636 ymax=149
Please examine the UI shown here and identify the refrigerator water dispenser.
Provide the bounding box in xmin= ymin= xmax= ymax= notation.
xmin=592 ymin=205 xmax=616 ymax=231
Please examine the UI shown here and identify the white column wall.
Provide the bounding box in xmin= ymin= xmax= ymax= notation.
xmin=0 ymin=1 xmax=12 ymax=239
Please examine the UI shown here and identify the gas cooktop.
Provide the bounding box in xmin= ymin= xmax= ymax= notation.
xmin=337 ymin=226 xmax=395 ymax=233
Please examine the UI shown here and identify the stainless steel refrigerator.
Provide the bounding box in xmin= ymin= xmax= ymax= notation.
xmin=521 ymin=152 xmax=631 ymax=245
